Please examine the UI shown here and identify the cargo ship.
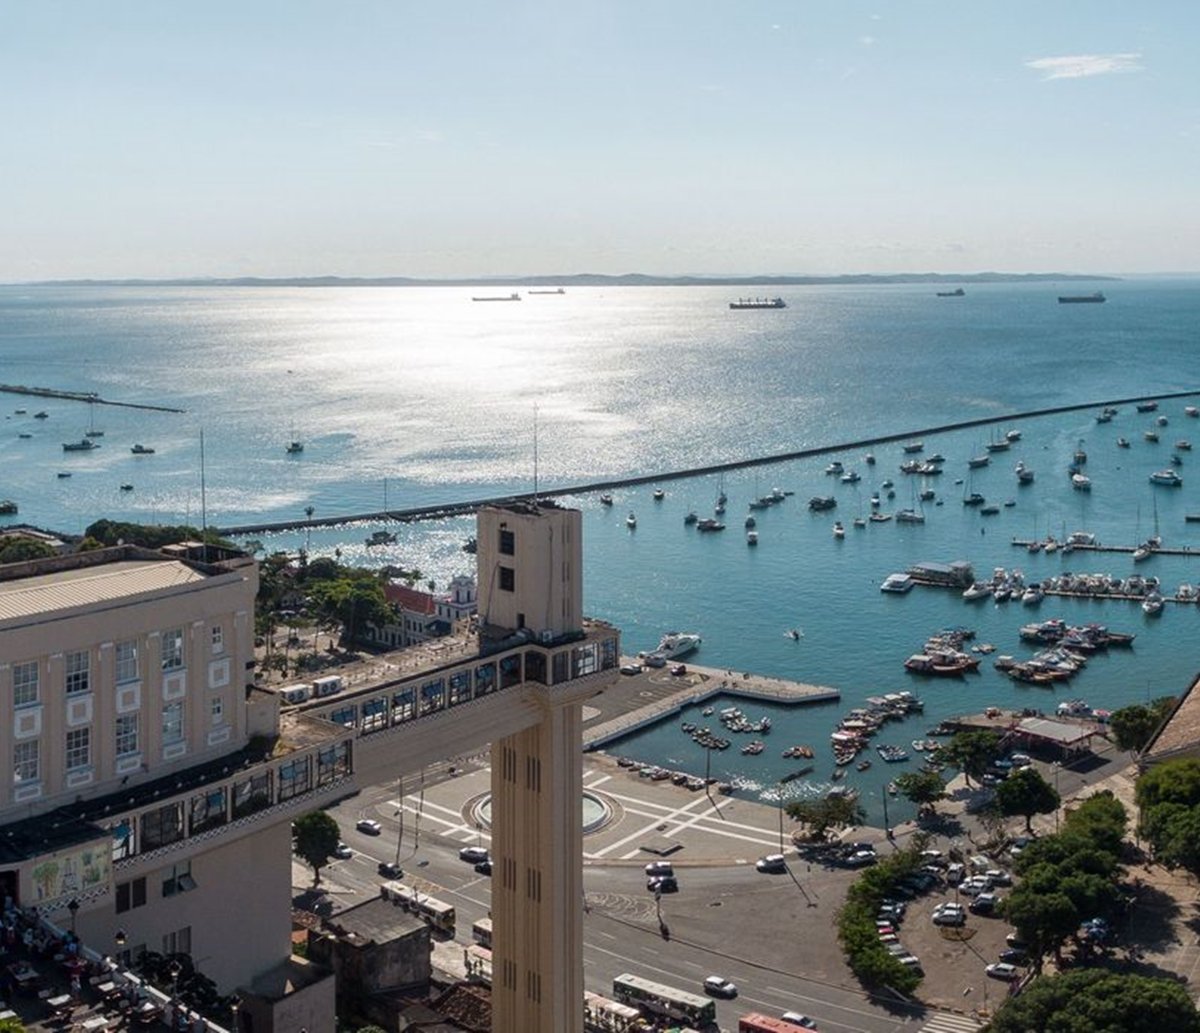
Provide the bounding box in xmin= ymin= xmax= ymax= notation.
xmin=1058 ymin=292 xmax=1106 ymax=304
xmin=729 ymin=297 xmax=786 ymax=309
xmin=936 ymin=287 xmax=965 ymax=297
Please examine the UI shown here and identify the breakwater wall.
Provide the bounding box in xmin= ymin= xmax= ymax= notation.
xmin=0 ymin=383 xmax=185 ymax=413
xmin=215 ymin=390 xmax=1200 ymax=537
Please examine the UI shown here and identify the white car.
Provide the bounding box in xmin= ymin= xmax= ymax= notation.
xmin=960 ymin=875 xmax=993 ymax=896
xmin=781 ymin=1014 xmax=819 ymax=1029
xmin=756 ymin=854 xmax=787 ymax=873
xmin=332 ymin=842 xmax=352 ymax=859
xmin=703 ymin=975 xmax=738 ymax=998
xmin=459 ymin=846 xmax=490 ymax=864
xmin=645 ymin=860 xmax=675 ymax=877
xmin=355 ymin=819 xmax=382 ymax=835
xmin=619 ymin=663 xmax=643 ymax=676
xmin=986 ymin=962 xmax=1021 ymax=981
xmin=932 ymin=903 xmax=966 ymax=927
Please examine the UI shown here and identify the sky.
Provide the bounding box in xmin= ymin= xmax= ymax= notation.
xmin=2 ymin=1 xmax=1198 ymax=280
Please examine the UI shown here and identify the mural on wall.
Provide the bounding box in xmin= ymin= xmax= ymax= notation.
xmin=29 ymin=840 xmax=111 ymax=904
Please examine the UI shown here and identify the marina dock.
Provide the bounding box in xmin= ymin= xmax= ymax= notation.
xmin=583 ymin=662 xmax=839 ymax=750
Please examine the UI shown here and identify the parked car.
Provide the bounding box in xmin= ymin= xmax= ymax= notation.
xmin=475 ymin=859 xmax=493 ymax=875
xmin=780 ymin=1014 xmax=818 ymax=1029
xmin=897 ymin=954 xmax=923 ymax=969
xmin=648 ymin=875 xmax=678 ymax=894
xmin=1006 ymin=933 xmax=1030 ymax=950
xmin=999 ymin=948 xmax=1029 ymax=965
xmin=970 ymin=892 xmax=998 ymax=915
xmin=459 ymin=846 xmax=490 ymax=864
xmin=619 ymin=663 xmax=643 ymax=676
xmin=1009 ymin=752 xmax=1033 ymax=766
xmin=703 ymin=975 xmax=738 ymax=998
xmin=932 ymin=903 xmax=966 ymax=927
xmin=333 ymin=842 xmax=352 ymax=859
xmin=670 ymin=663 xmax=687 ymax=676
xmin=1008 ymin=836 xmax=1032 ymax=858
xmin=985 ymin=869 xmax=1012 ymax=886
xmin=960 ymin=875 xmax=993 ymax=896
xmin=355 ymin=819 xmax=382 ymax=835
xmin=756 ymin=854 xmax=787 ymax=873
xmin=645 ymin=861 xmax=675 ymax=877
xmin=986 ymin=962 xmax=1021 ymax=981
xmin=642 ymin=653 xmax=667 ymax=668
xmin=844 ymin=850 xmax=877 ymax=868
xmin=945 ymin=862 xmax=966 ymax=884
xmin=378 ymin=861 xmax=402 ymax=878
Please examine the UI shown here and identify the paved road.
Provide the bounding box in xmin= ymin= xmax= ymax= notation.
xmin=305 ymin=760 xmax=985 ymax=1033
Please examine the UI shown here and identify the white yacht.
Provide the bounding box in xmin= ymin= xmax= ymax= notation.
xmin=1071 ymin=473 xmax=1091 ymax=491
xmin=1150 ymin=469 xmax=1183 ymax=487
xmin=746 ymin=529 xmax=759 ymax=546
xmin=880 ymin=572 xmax=914 ymax=594
xmin=656 ymin=632 xmax=701 ymax=659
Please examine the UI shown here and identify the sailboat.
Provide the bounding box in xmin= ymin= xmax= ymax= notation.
xmin=896 ymin=479 xmax=926 ymax=523
xmin=285 ymin=423 xmax=304 ymax=454
xmin=84 ymin=399 xmax=104 ymax=438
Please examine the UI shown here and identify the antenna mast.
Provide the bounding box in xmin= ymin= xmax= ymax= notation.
xmin=199 ymin=428 xmax=208 ymax=562
xmin=533 ymin=403 xmax=539 ymax=505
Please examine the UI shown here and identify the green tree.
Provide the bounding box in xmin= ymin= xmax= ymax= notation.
xmin=292 ymin=811 xmax=341 ymax=886
xmin=309 ymin=576 xmax=393 ymax=645
xmin=995 ymin=767 xmax=1061 ymax=832
xmin=1110 ymin=697 xmax=1176 ymax=753
xmin=0 ymin=1017 xmax=23 ymax=1033
xmin=939 ymin=729 xmax=1001 ymax=786
xmin=1142 ymin=803 xmax=1200 ymax=875
xmin=1003 ymin=880 xmax=1079 ymax=967
xmin=786 ymin=795 xmax=865 ymax=840
xmin=988 ymin=968 xmax=1200 ymax=1033
xmin=1137 ymin=757 xmax=1200 ymax=812
xmin=0 ymin=537 xmax=56 ymax=563
xmin=892 ymin=770 xmax=946 ymax=815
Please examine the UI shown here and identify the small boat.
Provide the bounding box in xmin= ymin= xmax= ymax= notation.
xmin=17 ymin=433 xmax=31 ymax=439
xmin=856 ymin=759 xmax=872 ymax=771
xmin=472 ymin=292 xmax=522 ymax=302
xmin=33 ymin=411 xmax=48 ymax=419
xmin=684 ymin=511 xmax=698 ymax=525
xmin=1015 ymin=460 xmax=1034 ymax=484
xmin=702 ymin=707 xmax=714 ymax=716
xmin=1145 ymin=430 xmax=1160 ymax=443
xmin=696 ymin=518 xmax=726 ymax=532
xmin=832 ymin=521 xmax=845 ymax=538
xmin=879 ymin=572 xmax=913 ymax=593
xmin=788 ymin=629 xmax=802 ymax=641
xmin=13 ymin=409 xmax=25 ymax=414
xmin=62 ymin=439 xmax=98 ymax=452
xmin=1006 ymin=429 xmax=1022 ymax=441
xmin=895 ymin=509 xmax=925 ymax=524
xmin=963 ymin=492 xmax=985 ymax=506
xmin=980 ymin=505 xmax=1001 ymax=516
xmin=1117 ymin=437 xmax=1131 ymax=448
xmin=869 ymin=512 xmax=892 ymax=523
xmin=0 ymin=500 xmax=17 ymax=515
xmin=887 ymin=781 xmax=898 ymax=795
xmin=1157 ymin=415 xmax=1170 ymax=426
xmin=286 ymin=440 xmax=304 ymax=454
xmin=1071 ymin=473 xmax=1091 ymax=491
xmin=600 ymin=494 xmax=613 ymax=506
xmin=1177 ymin=440 xmax=1193 ymax=451
xmin=1149 ymin=469 xmax=1182 ymax=487
xmin=853 ymin=516 xmax=867 ymax=528
xmin=936 ymin=287 xmax=965 ymax=297
xmin=902 ymin=441 xmax=924 ymax=453
xmin=746 ymin=530 xmax=759 ymax=546
xmin=130 ymin=444 xmax=156 ymax=454
xmin=119 ymin=483 xmax=134 ymax=492
xmin=1142 ymin=592 xmax=1165 ymax=617
xmin=825 ymin=461 xmax=845 ymax=476
xmin=864 ymin=453 xmax=876 ymax=465
xmin=653 ymin=489 xmax=665 ymax=501
xmin=840 ymin=470 xmax=861 ymax=484
xmin=968 ymin=455 xmax=990 ymax=468
xmin=56 ymin=472 xmax=72 ymax=479
xmin=365 ymin=530 xmax=397 ymax=546
xmin=626 ymin=512 xmax=637 ymax=529
xmin=1137 ymin=401 xmax=1159 ymax=412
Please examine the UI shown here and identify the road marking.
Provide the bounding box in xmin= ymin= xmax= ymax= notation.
xmin=587 ymin=773 xmax=613 ymax=788
xmin=588 ymin=795 xmax=713 ymax=859
xmin=916 ymin=1014 xmax=984 ymax=1033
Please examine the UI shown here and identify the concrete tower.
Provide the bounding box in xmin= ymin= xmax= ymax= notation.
xmin=477 ymin=502 xmax=591 ymax=1033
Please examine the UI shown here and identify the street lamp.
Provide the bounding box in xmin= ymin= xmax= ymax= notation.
xmin=229 ymin=993 xmax=243 ymax=1032
xmin=66 ymin=898 xmax=79 ymax=936
xmin=166 ymin=958 xmax=183 ymax=1003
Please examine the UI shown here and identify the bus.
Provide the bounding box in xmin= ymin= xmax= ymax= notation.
xmin=583 ymin=990 xmax=650 ymax=1033
xmin=612 ymin=973 xmax=716 ymax=1027
xmin=380 ymin=880 xmax=456 ymax=935
xmin=464 ymin=944 xmax=492 ymax=986
xmin=471 ymin=916 xmax=492 ymax=949
xmin=739 ymin=1015 xmax=807 ymax=1032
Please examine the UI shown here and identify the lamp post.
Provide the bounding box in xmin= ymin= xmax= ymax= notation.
xmin=66 ymin=898 xmax=79 ymax=937
xmin=229 ymin=993 xmax=243 ymax=1033
xmin=166 ymin=958 xmax=182 ymax=1004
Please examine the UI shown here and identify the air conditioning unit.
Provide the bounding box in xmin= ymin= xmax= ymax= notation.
xmin=540 ymin=629 xmax=555 ymax=645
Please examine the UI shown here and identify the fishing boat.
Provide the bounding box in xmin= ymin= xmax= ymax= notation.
xmin=285 ymin=439 xmax=304 ymax=454
xmin=365 ymin=530 xmax=397 ymax=546
xmin=746 ymin=529 xmax=759 ymax=546
xmin=119 ymin=483 xmax=133 ymax=492
xmin=62 ymin=439 xmax=98 ymax=452
xmin=902 ymin=441 xmax=924 ymax=454
xmin=626 ymin=512 xmax=637 ymax=529
xmin=1150 ymin=469 xmax=1183 ymax=487
xmin=832 ymin=521 xmax=845 ymax=538
xmin=130 ymin=444 xmax=156 ymax=454
xmin=684 ymin=511 xmax=698 ymax=525
xmin=0 ymin=500 xmax=17 ymax=515
xmin=968 ymin=454 xmax=990 ymax=468
xmin=599 ymin=493 xmax=613 ymax=506
xmin=1117 ymin=437 xmax=1131 ymax=448
xmin=1058 ymin=292 xmax=1106 ymax=304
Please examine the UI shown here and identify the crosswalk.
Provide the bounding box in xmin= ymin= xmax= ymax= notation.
xmin=917 ymin=1012 xmax=984 ymax=1033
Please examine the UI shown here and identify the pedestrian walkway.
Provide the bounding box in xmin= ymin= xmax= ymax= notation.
xmin=917 ymin=1012 xmax=984 ymax=1033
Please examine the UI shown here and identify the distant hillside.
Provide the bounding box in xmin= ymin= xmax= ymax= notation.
xmin=17 ymin=271 xmax=1119 ymax=289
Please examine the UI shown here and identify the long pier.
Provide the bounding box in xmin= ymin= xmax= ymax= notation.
xmin=0 ymin=383 xmax=185 ymax=414
xmin=214 ymin=390 xmax=1200 ymax=537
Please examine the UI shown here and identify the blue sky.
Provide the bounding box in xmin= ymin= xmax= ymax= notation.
xmin=2 ymin=2 xmax=1197 ymax=279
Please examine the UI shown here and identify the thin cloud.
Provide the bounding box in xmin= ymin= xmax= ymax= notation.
xmin=1025 ymin=52 xmax=1142 ymax=80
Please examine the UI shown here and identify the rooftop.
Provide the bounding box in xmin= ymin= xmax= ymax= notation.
xmin=1143 ymin=672 xmax=1200 ymax=761
xmin=0 ymin=559 xmax=207 ymax=623
xmin=322 ymin=894 xmax=426 ymax=948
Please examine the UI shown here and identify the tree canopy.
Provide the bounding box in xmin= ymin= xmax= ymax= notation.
xmin=0 ymin=537 xmax=56 ymax=564
xmin=939 ymin=729 xmax=1001 ymax=786
xmin=308 ymin=574 xmax=394 ymax=645
xmin=1109 ymin=697 xmax=1176 ymax=753
xmin=995 ymin=767 xmax=1061 ymax=832
xmin=292 ymin=811 xmax=341 ymax=886
xmin=892 ymin=770 xmax=946 ymax=814
xmin=987 ymin=968 xmax=1200 ymax=1033
xmin=786 ymin=794 xmax=865 ymax=839
xmin=1137 ymin=758 xmax=1200 ymax=876
xmin=84 ymin=519 xmax=233 ymax=550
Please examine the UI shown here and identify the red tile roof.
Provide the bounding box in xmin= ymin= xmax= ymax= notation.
xmin=384 ymin=583 xmax=437 ymax=615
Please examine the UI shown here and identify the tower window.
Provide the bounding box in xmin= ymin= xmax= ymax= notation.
xmin=499 ymin=566 xmax=514 ymax=592
xmin=499 ymin=529 xmax=515 ymax=555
